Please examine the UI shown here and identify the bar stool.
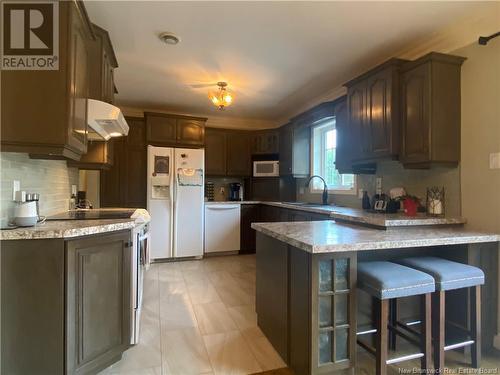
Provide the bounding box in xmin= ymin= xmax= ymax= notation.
xmin=396 ymin=257 xmax=484 ymax=371
xmin=357 ymin=261 xmax=435 ymax=375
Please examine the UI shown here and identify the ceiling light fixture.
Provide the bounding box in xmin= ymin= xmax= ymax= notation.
xmin=159 ymin=32 xmax=180 ymax=45
xmin=208 ymin=82 xmax=234 ymax=110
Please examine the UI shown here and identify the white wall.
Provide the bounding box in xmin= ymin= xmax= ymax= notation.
xmin=453 ymin=38 xmax=500 ymax=349
xmin=0 ymin=153 xmax=78 ymax=224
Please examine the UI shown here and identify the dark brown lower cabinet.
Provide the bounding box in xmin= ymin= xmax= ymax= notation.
xmin=1 ymin=231 xmax=132 ymax=375
xmin=256 ymin=233 xmax=357 ymax=375
xmin=66 ymin=231 xmax=132 ymax=375
xmin=240 ymin=204 xmax=260 ymax=254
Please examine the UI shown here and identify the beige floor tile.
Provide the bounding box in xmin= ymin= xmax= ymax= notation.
xmin=159 ymin=279 xmax=188 ymax=296
xmin=193 ymin=301 xmax=238 ymax=335
xmin=100 ymin=309 xmax=162 ymax=374
xmin=98 ymin=365 xmax=163 ymax=375
xmin=227 ymin=305 xmax=257 ymax=331
xmin=203 ymin=330 xmax=262 ymax=375
xmin=215 ymin=283 xmax=255 ymax=308
xmin=160 ymin=293 xmax=198 ymax=331
xmin=207 ymin=270 xmax=236 ymax=287
xmin=158 ymin=266 xmax=184 ymax=284
xmin=187 ymin=282 xmax=222 ymax=305
xmin=161 ymin=328 xmax=212 ymax=375
xmin=241 ymin=327 xmax=286 ymax=372
xmin=183 ymin=269 xmax=212 ymax=286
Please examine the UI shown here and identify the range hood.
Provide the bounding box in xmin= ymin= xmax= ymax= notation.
xmin=87 ymin=99 xmax=129 ymax=141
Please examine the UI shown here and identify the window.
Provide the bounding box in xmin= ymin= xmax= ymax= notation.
xmin=310 ymin=117 xmax=356 ymax=194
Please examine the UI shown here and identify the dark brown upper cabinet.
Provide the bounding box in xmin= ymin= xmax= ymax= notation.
xmin=205 ymin=128 xmax=227 ymax=176
xmin=204 ymin=128 xmax=251 ymax=177
xmin=145 ymin=112 xmax=206 ymax=148
xmin=344 ymin=58 xmax=407 ymax=163
xmin=333 ymin=96 xmax=352 ymax=174
xmin=227 ymin=131 xmax=251 ymax=176
xmin=252 ymin=130 xmax=279 ymax=154
xmin=67 ymin=141 xmax=113 ymax=170
xmin=279 ymin=124 xmax=293 ymax=175
xmin=88 ymin=24 xmax=118 ymax=104
xmin=400 ymin=53 xmax=465 ymax=168
xmin=1 ymin=1 xmax=95 ymax=161
xmin=100 ymin=117 xmax=147 ymax=208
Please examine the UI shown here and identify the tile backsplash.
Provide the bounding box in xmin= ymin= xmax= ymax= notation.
xmin=298 ymin=160 xmax=461 ymax=216
xmin=0 ymin=153 xmax=79 ymax=224
xmin=205 ymin=177 xmax=246 ymax=201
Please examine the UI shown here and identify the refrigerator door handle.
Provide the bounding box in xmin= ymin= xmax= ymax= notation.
xmin=172 ymin=170 xmax=177 ymax=258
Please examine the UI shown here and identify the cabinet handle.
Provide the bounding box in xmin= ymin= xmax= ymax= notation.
xmin=125 ymin=241 xmax=133 ymax=248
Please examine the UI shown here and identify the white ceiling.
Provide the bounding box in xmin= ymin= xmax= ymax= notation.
xmin=85 ymin=1 xmax=497 ymax=124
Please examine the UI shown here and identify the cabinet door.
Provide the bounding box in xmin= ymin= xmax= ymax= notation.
xmin=252 ymin=131 xmax=279 ymax=154
xmin=240 ymin=204 xmax=260 ymax=254
xmin=366 ymin=70 xmax=392 ymax=157
xmin=279 ymin=126 xmax=293 ymax=175
xmin=227 ymin=132 xmax=251 ymax=176
xmin=67 ymin=4 xmax=91 ymax=154
xmin=289 ymin=210 xmax=310 ymax=222
xmin=347 ymin=83 xmax=366 ymax=161
xmin=334 ymin=99 xmax=353 ymax=173
xmin=146 ymin=114 xmax=177 ymax=145
xmin=205 ymin=129 xmax=227 ymax=176
xmin=177 ymin=119 xmax=205 ymax=146
xmin=292 ymin=126 xmax=310 ymax=177
xmin=66 ymin=231 xmax=132 ymax=375
xmin=401 ymin=63 xmax=431 ymax=163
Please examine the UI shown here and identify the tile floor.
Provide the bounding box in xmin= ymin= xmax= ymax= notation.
xmin=100 ymin=254 xmax=285 ymax=375
xmin=100 ymin=254 xmax=500 ymax=375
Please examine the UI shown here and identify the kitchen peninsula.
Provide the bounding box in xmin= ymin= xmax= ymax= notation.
xmin=251 ymin=220 xmax=500 ymax=374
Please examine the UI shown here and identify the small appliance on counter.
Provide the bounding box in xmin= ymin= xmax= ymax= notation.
xmin=229 ymin=182 xmax=243 ymax=201
xmin=12 ymin=191 xmax=45 ymax=227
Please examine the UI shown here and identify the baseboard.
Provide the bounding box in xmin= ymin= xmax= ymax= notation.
xmin=494 ymin=334 xmax=500 ymax=350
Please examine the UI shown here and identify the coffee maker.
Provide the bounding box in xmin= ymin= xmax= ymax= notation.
xmin=229 ymin=182 xmax=243 ymax=201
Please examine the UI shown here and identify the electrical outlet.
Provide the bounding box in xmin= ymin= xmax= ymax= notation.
xmin=489 ymin=152 xmax=500 ymax=169
xmin=12 ymin=180 xmax=20 ymax=201
xmin=299 ymin=187 xmax=305 ymax=195
xmin=358 ymin=189 xmax=364 ymax=199
xmin=376 ymin=177 xmax=382 ymax=190
xmin=71 ymin=184 xmax=77 ymax=196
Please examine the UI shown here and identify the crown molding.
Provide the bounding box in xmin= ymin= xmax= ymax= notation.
xmin=119 ymin=106 xmax=279 ymax=130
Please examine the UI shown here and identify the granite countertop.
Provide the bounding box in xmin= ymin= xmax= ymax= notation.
xmin=251 ymin=220 xmax=500 ymax=254
xmin=329 ymin=207 xmax=466 ymax=228
xmin=205 ymin=201 xmax=465 ymax=227
xmin=0 ymin=218 xmax=139 ymax=240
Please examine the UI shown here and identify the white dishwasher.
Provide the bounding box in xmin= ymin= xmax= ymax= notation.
xmin=204 ymin=204 xmax=241 ymax=253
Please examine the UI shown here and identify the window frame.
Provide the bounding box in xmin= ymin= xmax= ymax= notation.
xmin=309 ymin=118 xmax=357 ymax=195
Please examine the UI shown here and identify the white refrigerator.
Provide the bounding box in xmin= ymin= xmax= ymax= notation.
xmin=147 ymin=145 xmax=204 ymax=260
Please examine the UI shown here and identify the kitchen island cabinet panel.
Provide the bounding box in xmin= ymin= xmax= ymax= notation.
xmin=240 ymin=204 xmax=260 ymax=254
xmin=256 ymin=234 xmax=289 ymax=362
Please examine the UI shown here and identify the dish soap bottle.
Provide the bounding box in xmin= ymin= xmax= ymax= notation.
xmin=362 ymin=191 xmax=371 ymax=210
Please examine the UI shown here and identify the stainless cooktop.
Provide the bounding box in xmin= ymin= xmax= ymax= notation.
xmin=47 ymin=210 xmax=135 ymax=221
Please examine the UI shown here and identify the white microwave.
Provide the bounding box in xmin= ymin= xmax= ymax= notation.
xmin=253 ymin=160 xmax=279 ymax=177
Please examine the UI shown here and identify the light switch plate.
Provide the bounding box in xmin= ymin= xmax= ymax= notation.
xmin=489 ymin=152 xmax=500 ymax=169
xmin=12 ymin=180 xmax=20 ymax=201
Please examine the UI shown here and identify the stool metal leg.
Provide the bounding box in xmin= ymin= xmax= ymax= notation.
xmin=421 ymin=293 xmax=432 ymax=370
xmin=376 ymin=299 xmax=389 ymax=375
xmin=432 ymin=291 xmax=445 ymax=371
xmin=471 ymin=285 xmax=481 ymax=368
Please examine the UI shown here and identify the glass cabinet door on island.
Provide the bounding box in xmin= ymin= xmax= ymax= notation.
xmin=313 ymin=254 xmax=357 ymax=373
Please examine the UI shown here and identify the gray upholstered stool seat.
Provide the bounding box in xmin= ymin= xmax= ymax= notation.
xmin=396 ymin=257 xmax=484 ymax=291
xmin=358 ymin=261 xmax=436 ymax=299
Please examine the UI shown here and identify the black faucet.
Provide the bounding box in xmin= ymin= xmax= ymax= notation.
xmin=305 ymin=175 xmax=329 ymax=205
